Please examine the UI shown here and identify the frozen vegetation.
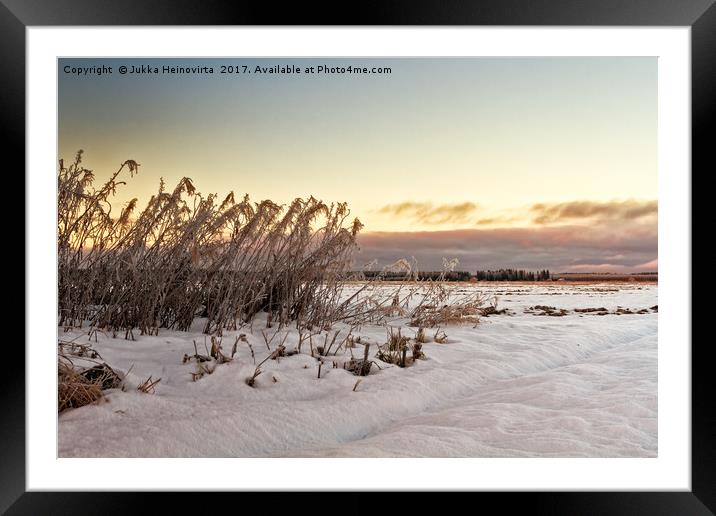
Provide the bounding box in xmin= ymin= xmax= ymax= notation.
xmin=59 ymin=283 xmax=657 ymax=458
xmin=56 ymin=154 xmax=657 ymax=457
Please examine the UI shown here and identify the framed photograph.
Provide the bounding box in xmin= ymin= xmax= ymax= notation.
xmin=9 ymin=0 xmax=712 ymax=513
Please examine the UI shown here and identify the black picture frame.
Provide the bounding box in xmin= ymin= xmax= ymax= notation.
xmin=6 ymin=1 xmax=712 ymax=513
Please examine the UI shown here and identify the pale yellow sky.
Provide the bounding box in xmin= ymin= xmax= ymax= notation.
xmin=59 ymin=57 xmax=656 ymax=234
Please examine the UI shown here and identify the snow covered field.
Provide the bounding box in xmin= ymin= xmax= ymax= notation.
xmin=58 ymin=283 xmax=657 ymax=458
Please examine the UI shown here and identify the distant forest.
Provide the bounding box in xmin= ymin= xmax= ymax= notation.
xmin=355 ymin=268 xmax=657 ymax=282
xmin=359 ymin=269 xmax=549 ymax=282
xmin=475 ymin=269 xmax=551 ymax=281
xmin=361 ymin=270 xmax=473 ymax=281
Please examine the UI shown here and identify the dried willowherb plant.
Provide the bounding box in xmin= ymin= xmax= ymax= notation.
xmin=58 ymin=151 xmax=364 ymax=338
xmin=407 ymin=260 xmax=487 ymax=328
xmin=334 ymin=257 xmax=488 ymax=330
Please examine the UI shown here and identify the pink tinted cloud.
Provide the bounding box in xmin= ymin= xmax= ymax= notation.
xmin=530 ymin=199 xmax=657 ymax=225
xmin=634 ymin=259 xmax=658 ymax=270
xmin=377 ymin=201 xmax=479 ymax=225
xmin=355 ymin=223 xmax=657 ymax=272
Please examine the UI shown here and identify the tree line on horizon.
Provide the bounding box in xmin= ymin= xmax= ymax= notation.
xmin=359 ymin=269 xmax=551 ymax=282
xmin=475 ymin=269 xmax=551 ymax=281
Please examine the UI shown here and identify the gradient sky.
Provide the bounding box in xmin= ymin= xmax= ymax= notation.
xmin=59 ymin=57 xmax=657 ymax=272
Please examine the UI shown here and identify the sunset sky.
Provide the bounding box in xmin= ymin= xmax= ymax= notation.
xmin=58 ymin=57 xmax=657 ymax=272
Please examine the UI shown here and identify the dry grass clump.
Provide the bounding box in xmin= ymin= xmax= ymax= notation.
xmin=58 ymin=150 xmax=363 ymax=338
xmin=58 ymin=340 xmax=101 ymax=359
xmin=375 ymin=327 xmax=409 ymax=365
xmin=407 ymin=265 xmax=487 ymax=327
xmin=137 ymin=376 xmax=161 ymax=394
xmin=433 ymin=329 xmax=448 ymax=343
xmin=343 ymin=343 xmax=376 ymax=376
xmin=191 ymin=362 xmax=215 ymax=382
xmin=58 ymin=341 xmax=122 ymax=412
xmin=524 ymin=305 xmax=569 ymax=317
xmin=335 ymin=258 xmax=489 ymax=330
xmin=245 ymin=346 xmax=286 ymax=387
xmin=411 ymin=341 xmax=426 ymax=361
xmin=58 ymin=362 xmax=104 ymax=413
xmin=375 ymin=327 xmax=426 ymax=368
xmin=77 ymin=363 xmax=123 ymax=390
xmin=415 ymin=327 xmax=429 ymax=343
xmin=409 ymin=286 xmax=486 ymax=327
xmin=478 ymin=298 xmax=512 ymax=317
xmin=343 ymin=359 xmax=373 ymax=376
xmin=184 ymin=337 xmax=236 ymax=381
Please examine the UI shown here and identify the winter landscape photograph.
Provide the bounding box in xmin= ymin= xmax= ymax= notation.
xmin=57 ymin=57 xmax=657 ymax=458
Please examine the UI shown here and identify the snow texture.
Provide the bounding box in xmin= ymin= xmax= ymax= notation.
xmin=59 ymin=283 xmax=657 ymax=457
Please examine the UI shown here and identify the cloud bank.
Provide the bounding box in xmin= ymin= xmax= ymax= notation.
xmin=377 ymin=202 xmax=478 ymax=225
xmin=530 ymin=200 xmax=657 ymax=225
xmin=356 ymin=223 xmax=657 ymax=272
